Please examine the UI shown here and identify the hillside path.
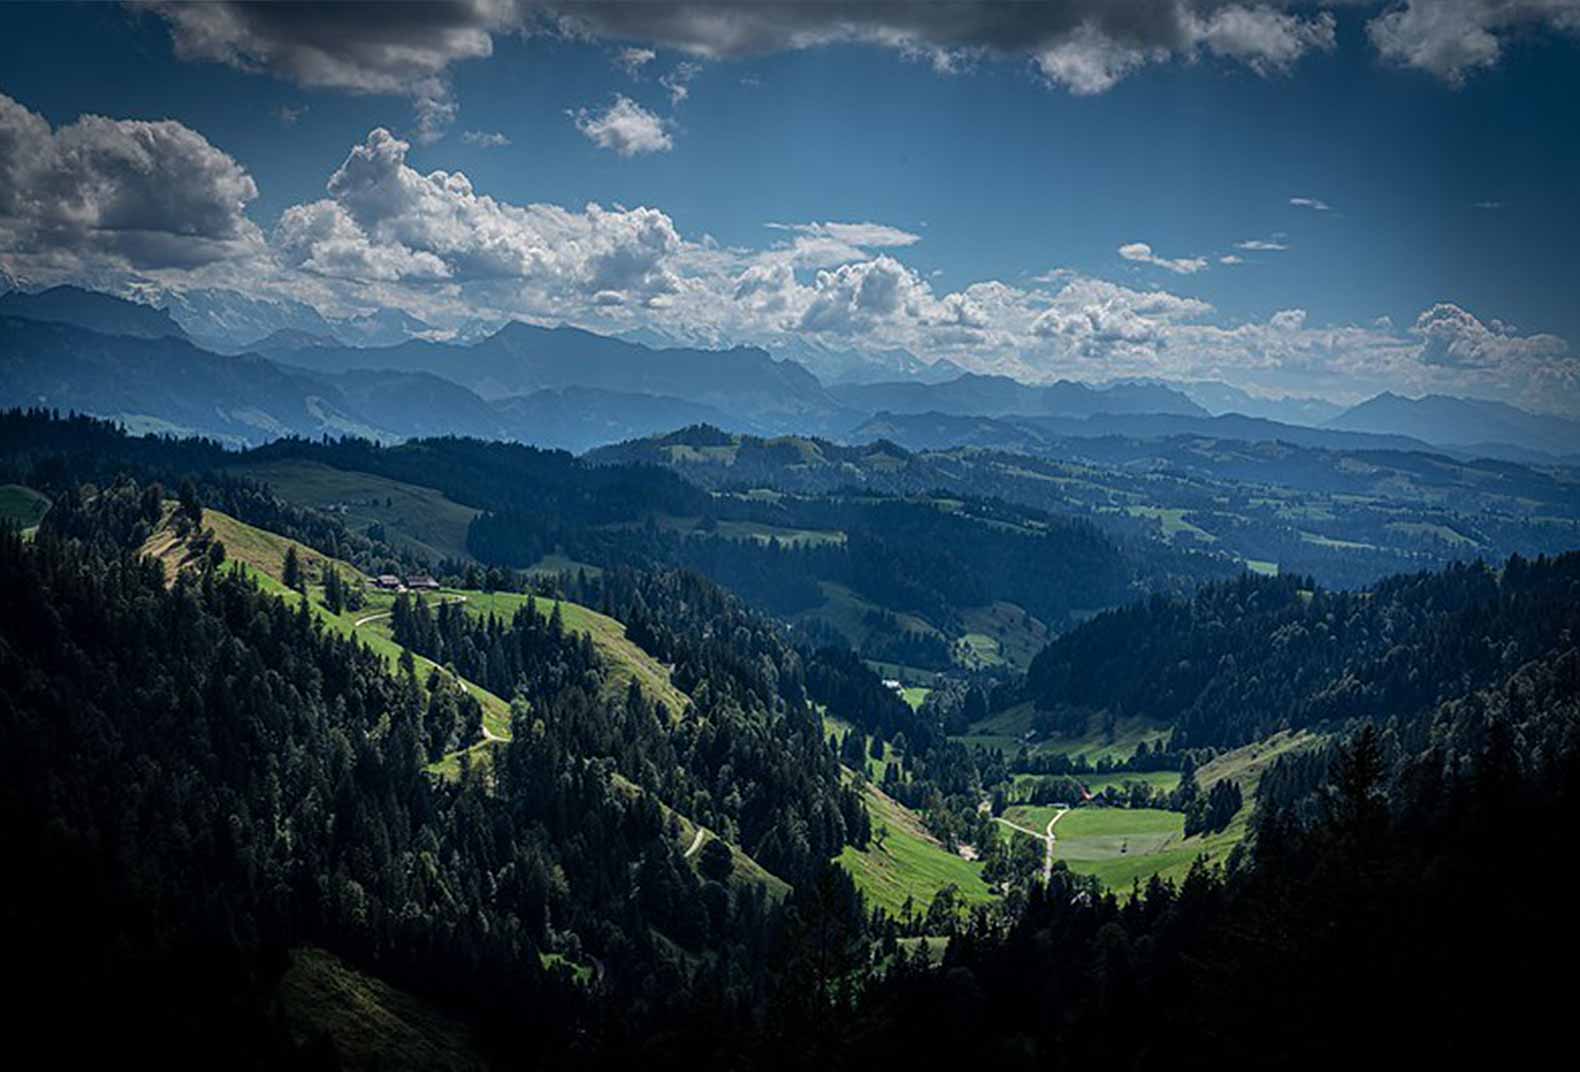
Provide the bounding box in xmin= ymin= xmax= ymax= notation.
xmin=353 ymin=593 xmax=467 ymax=628
xmin=683 ymin=828 xmax=707 ymax=858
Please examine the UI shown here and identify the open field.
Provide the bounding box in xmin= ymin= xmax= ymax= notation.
xmin=0 ymin=484 xmax=49 ymax=535
xmin=994 ymin=731 xmax=1326 ymax=893
xmin=837 ymin=778 xmax=994 ymax=917
xmin=900 ymin=686 xmax=930 ymax=710
xmin=958 ymin=602 xmax=1050 ymax=670
xmin=233 ymin=459 xmax=479 ymax=561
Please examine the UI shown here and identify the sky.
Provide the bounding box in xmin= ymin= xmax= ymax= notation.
xmin=1 ymin=1 xmax=1579 ymax=412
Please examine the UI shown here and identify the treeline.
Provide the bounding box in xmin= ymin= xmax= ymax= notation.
xmin=0 ymin=408 xmax=419 ymax=575
xmin=1022 ymin=557 xmax=1580 ymax=748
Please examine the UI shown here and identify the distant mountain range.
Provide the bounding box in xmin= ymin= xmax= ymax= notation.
xmin=262 ymin=320 xmax=857 ymax=435
xmin=1326 ymin=391 xmax=1580 ymax=458
xmin=846 ymin=409 xmax=1440 ymax=456
xmin=2 ymin=283 xmax=1577 ymax=460
xmin=1110 ymin=378 xmax=1347 ymax=426
xmin=0 ymin=285 xmax=191 ymax=341
xmin=830 ymin=373 xmax=1208 ymax=419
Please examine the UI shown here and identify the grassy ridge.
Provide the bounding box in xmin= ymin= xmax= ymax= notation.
xmin=836 ymin=777 xmax=995 ymax=917
xmin=453 ymin=589 xmax=692 ymax=717
xmin=141 ymin=508 xmax=515 ymax=742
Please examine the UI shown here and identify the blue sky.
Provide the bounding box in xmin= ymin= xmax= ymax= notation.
xmin=2 ymin=2 xmax=1578 ymax=411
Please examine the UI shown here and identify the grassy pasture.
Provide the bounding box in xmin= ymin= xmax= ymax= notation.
xmin=837 ymin=778 xmax=995 ymax=917
xmin=233 ymin=459 xmax=479 ymax=561
xmin=0 ymin=484 xmax=49 ymax=535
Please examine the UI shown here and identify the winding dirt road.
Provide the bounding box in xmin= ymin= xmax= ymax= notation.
xmin=992 ymin=808 xmax=1068 ymax=883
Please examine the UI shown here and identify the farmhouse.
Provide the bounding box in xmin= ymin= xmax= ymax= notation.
xmin=406 ymin=574 xmax=441 ymax=591
xmin=373 ymin=574 xmax=403 ymax=591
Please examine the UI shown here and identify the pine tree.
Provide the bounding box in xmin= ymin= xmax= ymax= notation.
xmin=282 ymin=545 xmax=303 ymax=591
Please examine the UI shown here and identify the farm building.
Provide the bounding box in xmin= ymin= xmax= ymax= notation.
xmin=406 ymin=575 xmax=441 ymax=591
xmin=373 ymin=574 xmax=403 ymax=591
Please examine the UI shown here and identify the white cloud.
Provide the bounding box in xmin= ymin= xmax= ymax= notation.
xmin=1190 ymin=6 xmax=1336 ymax=72
xmin=1290 ymin=196 xmax=1330 ymax=211
xmin=276 ymin=104 xmax=306 ymax=126
xmin=660 ymin=61 xmax=702 ymax=105
xmin=1474 ymin=200 xmax=1505 ymax=209
xmin=1236 ymin=238 xmax=1290 ymax=251
xmin=760 ymin=220 xmax=923 ymax=266
xmin=1118 ymin=241 xmax=1209 ymax=275
xmin=462 ymin=130 xmax=511 ymax=148
xmin=1035 ymin=26 xmax=1160 ymax=94
xmin=0 ymin=92 xmax=264 ymax=279
xmin=797 ymin=256 xmax=933 ymax=334
xmin=273 ymin=127 xmax=681 ymax=302
xmin=1367 ymin=0 xmax=1580 ymax=86
xmin=614 ymin=46 xmax=656 ymax=76
xmin=1414 ymin=302 xmax=1567 ymax=369
xmin=1220 ymin=254 xmax=1245 ymax=265
xmin=573 ymin=96 xmax=673 ymax=156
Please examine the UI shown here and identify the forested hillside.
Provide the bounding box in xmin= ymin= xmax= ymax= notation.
xmin=1022 ymin=558 xmax=1580 ymax=748
xmin=6 ymin=409 xmax=1580 ymax=1068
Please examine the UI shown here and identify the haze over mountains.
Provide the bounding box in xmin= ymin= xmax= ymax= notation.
xmin=2 ymin=283 xmax=1578 ymax=461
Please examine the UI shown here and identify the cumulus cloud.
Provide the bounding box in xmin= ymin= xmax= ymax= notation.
xmin=462 ymin=130 xmax=511 ymax=148
xmin=0 ymin=92 xmax=264 ymax=278
xmin=1290 ymin=196 xmax=1330 ymax=210
xmin=797 ymin=256 xmax=933 ymax=334
xmin=1220 ymin=254 xmax=1245 ymax=265
xmin=274 ymin=127 xmax=681 ymax=302
xmin=1414 ymin=302 xmax=1568 ymax=369
xmin=1236 ymin=238 xmax=1290 ymax=251
xmin=1190 ymin=5 xmax=1336 ymax=72
xmin=1118 ymin=241 xmax=1209 ymax=275
xmin=1367 ymin=0 xmax=1580 ymax=85
xmin=573 ymin=96 xmax=673 ymax=156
